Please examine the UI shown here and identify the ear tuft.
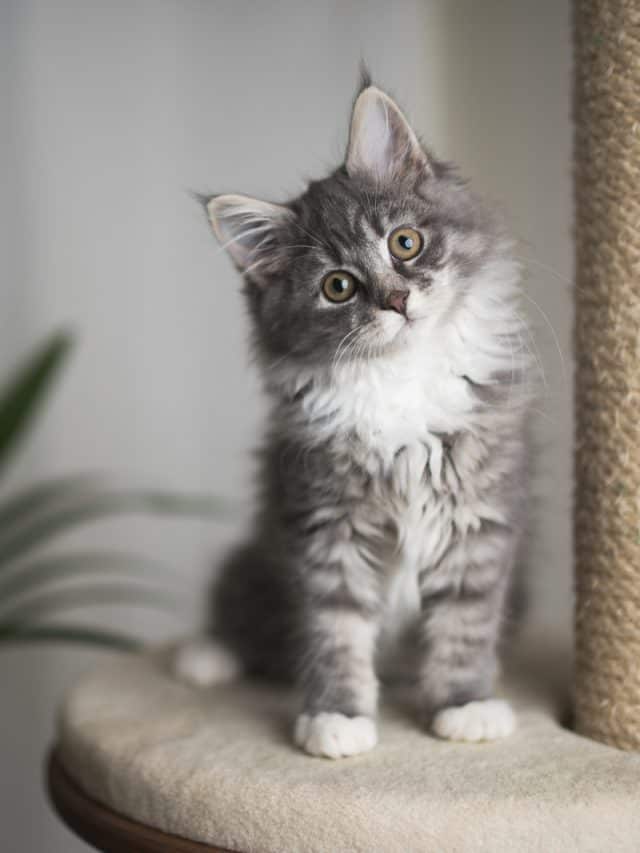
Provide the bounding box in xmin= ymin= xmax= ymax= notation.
xmin=357 ymin=60 xmax=373 ymax=94
xmin=346 ymin=86 xmax=429 ymax=182
xmin=207 ymin=194 xmax=291 ymax=277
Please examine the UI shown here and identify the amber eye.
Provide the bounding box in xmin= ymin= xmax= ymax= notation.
xmin=388 ymin=226 xmax=423 ymax=261
xmin=322 ymin=271 xmax=357 ymax=303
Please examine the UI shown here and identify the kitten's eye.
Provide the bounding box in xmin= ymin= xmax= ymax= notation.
xmin=322 ymin=271 xmax=357 ymax=303
xmin=388 ymin=226 xmax=423 ymax=261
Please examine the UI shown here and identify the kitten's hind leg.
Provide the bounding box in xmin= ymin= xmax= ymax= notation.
xmin=172 ymin=637 xmax=243 ymax=688
xmin=174 ymin=543 xmax=298 ymax=688
xmin=210 ymin=543 xmax=301 ymax=683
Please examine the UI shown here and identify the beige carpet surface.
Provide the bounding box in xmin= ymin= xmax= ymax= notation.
xmin=57 ymin=642 xmax=640 ymax=853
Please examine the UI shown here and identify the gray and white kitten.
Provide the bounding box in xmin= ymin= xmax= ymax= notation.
xmin=175 ymin=80 xmax=533 ymax=758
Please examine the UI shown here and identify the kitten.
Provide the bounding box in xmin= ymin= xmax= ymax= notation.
xmin=175 ymin=78 xmax=533 ymax=759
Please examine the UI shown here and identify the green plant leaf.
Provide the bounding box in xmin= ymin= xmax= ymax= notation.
xmin=0 ymin=330 xmax=73 ymax=473
xmin=118 ymin=491 xmax=233 ymax=517
xmin=0 ymin=474 xmax=100 ymax=531
xmin=0 ymin=623 xmax=140 ymax=650
xmin=0 ymin=489 xmax=230 ymax=569
xmin=0 ymin=582 xmax=179 ymax=626
xmin=0 ymin=551 xmax=176 ymax=609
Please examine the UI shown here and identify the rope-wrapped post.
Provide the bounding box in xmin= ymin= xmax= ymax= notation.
xmin=574 ymin=1 xmax=640 ymax=750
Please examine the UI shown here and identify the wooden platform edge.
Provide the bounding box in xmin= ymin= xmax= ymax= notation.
xmin=46 ymin=747 xmax=238 ymax=853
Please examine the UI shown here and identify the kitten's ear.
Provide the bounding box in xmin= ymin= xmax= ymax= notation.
xmin=346 ymin=86 xmax=430 ymax=181
xmin=207 ymin=194 xmax=291 ymax=278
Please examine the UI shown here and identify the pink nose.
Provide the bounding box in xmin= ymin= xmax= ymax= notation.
xmin=386 ymin=290 xmax=409 ymax=316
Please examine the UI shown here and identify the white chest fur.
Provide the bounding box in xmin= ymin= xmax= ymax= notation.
xmin=301 ymin=337 xmax=476 ymax=467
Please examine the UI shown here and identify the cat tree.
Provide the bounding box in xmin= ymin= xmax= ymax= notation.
xmin=573 ymin=0 xmax=640 ymax=752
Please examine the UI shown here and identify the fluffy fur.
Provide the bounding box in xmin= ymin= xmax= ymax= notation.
xmin=179 ymin=79 xmax=535 ymax=758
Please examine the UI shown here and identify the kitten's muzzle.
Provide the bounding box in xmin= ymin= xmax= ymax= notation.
xmin=386 ymin=290 xmax=409 ymax=316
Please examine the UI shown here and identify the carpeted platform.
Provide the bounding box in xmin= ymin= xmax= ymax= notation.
xmin=56 ymin=641 xmax=640 ymax=853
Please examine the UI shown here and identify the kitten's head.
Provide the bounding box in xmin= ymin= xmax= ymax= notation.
xmin=207 ymin=82 xmax=507 ymax=372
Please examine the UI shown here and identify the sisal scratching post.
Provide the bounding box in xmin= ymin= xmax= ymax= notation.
xmin=574 ymin=0 xmax=640 ymax=750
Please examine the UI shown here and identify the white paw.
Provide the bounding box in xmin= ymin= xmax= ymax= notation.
xmin=172 ymin=639 xmax=242 ymax=688
xmin=431 ymin=699 xmax=516 ymax=742
xmin=294 ymin=712 xmax=377 ymax=759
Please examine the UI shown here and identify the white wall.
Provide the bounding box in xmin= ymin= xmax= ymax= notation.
xmin=1 ymin=2 xmax=572 ymax=850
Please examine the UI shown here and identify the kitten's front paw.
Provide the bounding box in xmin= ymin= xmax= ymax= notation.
xmin=294 ymin=712 xmax=377 ymax=759
xmin=431 ymin=699 xmax=516 ymax=742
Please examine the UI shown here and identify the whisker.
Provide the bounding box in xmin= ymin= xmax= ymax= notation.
xmin=513 ymin=253 xmax=575 ymax=288
xmin=291 ymin=221 xmax=332 ymax=252
xmin=332 ymin=324 xmax=366 ymax=373
xmin=520 ymin=292 xmax=568 ymax=385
